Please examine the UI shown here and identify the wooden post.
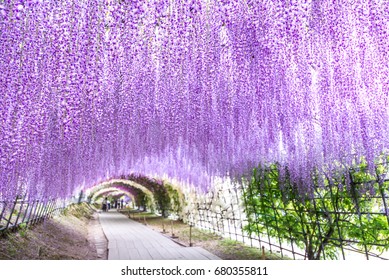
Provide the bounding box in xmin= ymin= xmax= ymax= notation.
xmin=189 ymin=224 xmax=193 ymax=247
xmin=261 ymin=246 xmax=266 ymax=260
xmin=14 ymin=197 xmax=25 ymax=228
xmin=5 ymin=197 xmax=18 ymax=230
xmin=171 ymin=220 xmax=175 ymax=238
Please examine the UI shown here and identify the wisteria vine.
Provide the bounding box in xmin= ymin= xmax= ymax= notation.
xmin=1 ymin=0 xmax=389 ymax=201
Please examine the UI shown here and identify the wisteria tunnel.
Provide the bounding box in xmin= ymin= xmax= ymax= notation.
xmin=1 ymin=0 xmax=389 ymax=260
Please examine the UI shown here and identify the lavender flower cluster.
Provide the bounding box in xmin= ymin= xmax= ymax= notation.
xmin=1 ymin=0 xmax=388 ymax=201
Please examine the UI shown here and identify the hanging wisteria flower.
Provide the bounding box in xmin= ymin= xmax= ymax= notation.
xmin=1 ymin=0 xmax=389 ymax=201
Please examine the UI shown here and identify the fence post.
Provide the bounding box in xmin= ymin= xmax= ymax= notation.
xmin=349 ymin=172 xmax=370 ymax=260
xmin=51 ymin=200 xmax=59 ymax=217
xmin=189 ymin=224 xmax=193 ymax=247
xmin=25 ymin=200 xmax=35 ymax=225
xmin=14 ymin=195 xmax=27 ymax=228
xmin=0 ymin=201 xmax=7 ymax=225
xmin=47 ymin=200 xmax=55 ymax=218
xmin=41 ymin=200 xmax=51 ymax=220
xmin=37 ymin=201 xmax=46 ymax=223
xmin=5 ymin=197 xmax=18 ymax=230
xmin=262 ymin=246 xmax=266 ymax=260
xmin=21 ymin=199 xmax=31 ymax=224
xmin=171 ymin=220 xmax=177 ymax=238
xmin=29 ymin=200 xmax=40 ymax=225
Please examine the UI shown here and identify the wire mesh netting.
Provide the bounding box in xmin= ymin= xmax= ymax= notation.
xmin=183 ymin=164 xmax=389 ymax=260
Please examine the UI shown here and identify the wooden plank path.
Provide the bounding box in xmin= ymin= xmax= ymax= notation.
xmin=98 ymin=210 xmax=221 ymax=260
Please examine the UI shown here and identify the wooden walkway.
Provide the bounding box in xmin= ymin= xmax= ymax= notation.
xmin=98 ymin=211 xmax=220 ymax=260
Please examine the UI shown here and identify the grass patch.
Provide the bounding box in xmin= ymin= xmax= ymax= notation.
xmin=64 ymin=203 xmax=95 ymax=219
xmin=218 ymin=239 xmax=287 ymax=260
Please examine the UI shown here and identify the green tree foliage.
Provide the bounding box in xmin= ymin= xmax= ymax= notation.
xmin=243 ymin=164 xmax=389 ymax=259
xmin=127 ymin=175 xmax=170 ymax=215
xmin=133 ymin=189 xmax=148 ymax=211
xmin=153 ymin=183 xmax=171 ymax=218
xmin=165 ymin=183 xmax=183 ymax=219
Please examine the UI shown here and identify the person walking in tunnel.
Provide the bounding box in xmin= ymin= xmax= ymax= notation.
xmin=102 ymin=197 xmax=107 ymax=212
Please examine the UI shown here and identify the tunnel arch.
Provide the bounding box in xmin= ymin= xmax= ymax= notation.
xmin=91 ymin=187 xmax=136 ymax=205
xmin=84 ymin=176 xmax=187 ymax=218
xmin=86 ymin=178 xmax=158 ymax=211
